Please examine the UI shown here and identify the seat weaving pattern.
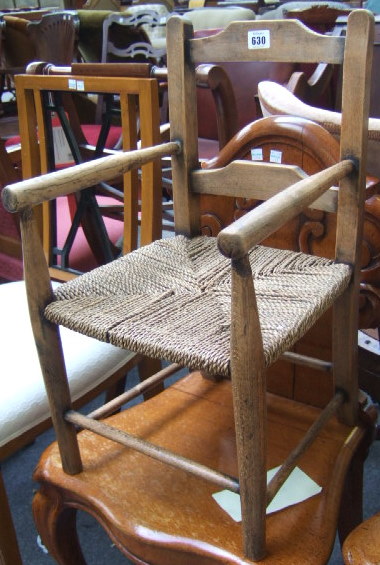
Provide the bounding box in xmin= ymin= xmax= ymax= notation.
xmin=45 ymin=235 xmax=351 ymax=376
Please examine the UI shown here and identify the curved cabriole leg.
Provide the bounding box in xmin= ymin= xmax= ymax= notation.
xmin=33 ymin=485 xmax=87 ymax=565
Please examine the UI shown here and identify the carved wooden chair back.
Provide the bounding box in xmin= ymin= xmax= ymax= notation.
xmin=3 ymin=12 xmax=78 ymax=70
xmin=101 ymin=11 xmax=166 ymax=65
xmin=27 ymin=11 xmax=79 ymax=65
xmin=283 ymin=4 xmax=352 ymax=33
xmin=2 ymin=10 xmax=376 ymax=564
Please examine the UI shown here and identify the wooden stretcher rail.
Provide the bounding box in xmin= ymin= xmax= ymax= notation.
xmin=26 ymin=61 xmax=167 ymax=79
xmin=88 ymin=363 xmax=183 ymax=420
xmin=266 ymin=390 xmax=345 ymax=505
xmin=280 ymin=351 xmax=333 ymax=372
xmin=65 ymin=410 xmax=241 ymax=493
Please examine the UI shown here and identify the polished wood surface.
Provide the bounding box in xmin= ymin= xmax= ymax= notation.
xmin=342 ymin=512 xmax=380 ymax=565
xmin=33 ymin=371 xmax=371 ymax=565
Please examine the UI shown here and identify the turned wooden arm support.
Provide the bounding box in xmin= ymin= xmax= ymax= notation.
xmin=258 ymin=81 xmax=380 ymax=141
xmin=217 ymin=159 xmax=355 ymax=259
xmin=2 ymin=141 xmax=180 ymax=213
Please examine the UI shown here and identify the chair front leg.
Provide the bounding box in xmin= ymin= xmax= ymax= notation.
xmin=230 ymin=255 xmax=267 ymax=561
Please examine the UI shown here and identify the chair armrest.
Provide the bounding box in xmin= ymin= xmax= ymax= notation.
xmin=217 ymin=159 xmax=354 ymax=259
xmin=2 ymin=141 xmax=180 ymax=213
xmin=258 ymin=80 xmax=380 ymax=141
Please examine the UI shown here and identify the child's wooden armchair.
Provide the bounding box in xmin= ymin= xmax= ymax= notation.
xmin=2 ymin=10 xmax=377 ymax=564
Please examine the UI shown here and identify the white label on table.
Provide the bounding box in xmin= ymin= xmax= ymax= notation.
xmin=68 ymin=79 xmax=77 ymax=90
xmin=212 ymin=466 xmax=322 ymax=521
xmin=248 ymin=30 xmax=270 ymax=50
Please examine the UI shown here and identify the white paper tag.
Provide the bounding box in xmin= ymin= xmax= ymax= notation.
xmin=52 ymin=125 xmax=74 ymax=166
xmin=270 ymin=149 xmax=282 ymax=164
xmin=68 ymin=79 xmax=85 ymax=91
xmin=212 ymin=466 xmax=322 ymax=522
xmin=248 ymin=30 xmax=270 ymax=50
xmin=251 ymin=148 xmax=263 ymax=161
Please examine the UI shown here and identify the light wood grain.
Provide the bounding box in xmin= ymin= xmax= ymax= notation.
xmin=20 ymin=207 xmax=82 ymax=474
xmin=167 ymin=16 xmax=201 ymax=236
xmin=231 ymin=255 xmax=267 ymax=560
xmin=217 ymin=160 xmax=353 ymax=259
xmin=334 ymin=9 xmax=374 ymax=426
xmin=189 ymin=19 xmax=345 ymax=64
xmin=2 ymin=142 xmax=180 ymax=213
xmin=193 ymin=161 xmax=339 ymax=212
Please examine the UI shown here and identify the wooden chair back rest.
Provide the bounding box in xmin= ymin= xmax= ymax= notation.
xmin=284 ymin=5 xmax=352 ymax=33
xmin=27 ymin=12 xmax=79 ymax=66
xmin=0 ymin=141 xmax=22 ymax=262
xmin=3 ymin=15 xmax=35 ymax=67
xmin=101 ymin=12 xmax=159 ymax=64
xmin=3 ymin=12 xmax=78 ymax=69
xmin=15 ymin=69 xmax=162 ymax=280
xmin=76 ymin=9 xmax=113 ymax=63
xmin=166 ymin=13 xmax=373 ymax=247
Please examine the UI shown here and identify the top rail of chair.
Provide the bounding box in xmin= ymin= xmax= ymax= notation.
xmin=168 ymin=10 xmax=373 ymax=64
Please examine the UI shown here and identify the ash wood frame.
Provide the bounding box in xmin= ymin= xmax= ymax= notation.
xmin=2 ymin=10 xmax=375 ymax=563
xmin=167 ymin=12 xmax=374 ymax=559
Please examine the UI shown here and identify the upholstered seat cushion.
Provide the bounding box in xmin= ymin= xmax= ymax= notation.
xmin=45 ymin=236 xmax=351 ymax=376
xmin=0 ymin=281 xmax=135 ymax=448
xmin=182 ymin=6 xmax=256 ymax=31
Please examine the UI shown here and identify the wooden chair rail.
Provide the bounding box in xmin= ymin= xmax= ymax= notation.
xmin=65 ymin=409 xmax=241 ymax=492
xmin=266 ymin=390 xmax=344 ymax=506
xmin=88 ymin=362 xmax=182 ymax=420
xmin=189 ymin=20 xmax=346 ymax=64
xmin=217 ymin=160 xmax=354 ymax=259
xmin=64 ymin=375 xmax=346 ymax=511
xmin=2 ymin=141 xmax=180 ymax=212
xmin=193 ymin=161 xmax=338 ymax=213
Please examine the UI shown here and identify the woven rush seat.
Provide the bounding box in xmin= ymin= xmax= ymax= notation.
xmin=45 ymin=235 xmax=351 ymax=376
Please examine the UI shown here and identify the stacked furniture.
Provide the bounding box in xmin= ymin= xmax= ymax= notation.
xmin=2 ymin=9 xmax=377 ymax=564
